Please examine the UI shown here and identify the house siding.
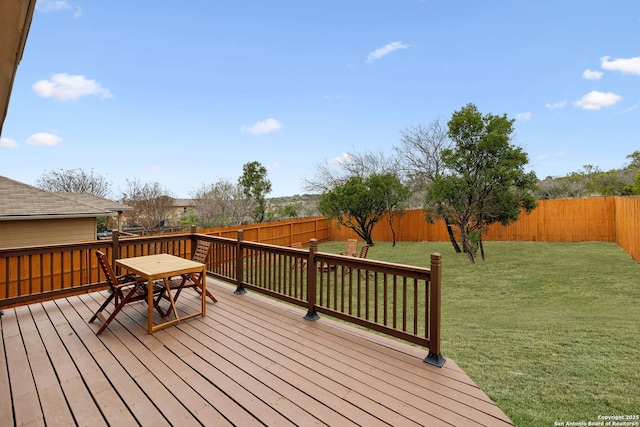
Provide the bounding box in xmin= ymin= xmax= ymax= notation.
xmin=0 ymin=218 xmax=96 ymax=249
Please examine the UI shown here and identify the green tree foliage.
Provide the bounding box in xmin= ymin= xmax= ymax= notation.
xmin=318 ymin=173 xmax=410 ymax=246
xmin=536 ymin=153 xmax=640 ymax=199
xmin=238 ymin=161 xmax=272 ymax=223
xmin=426 ymin=103 xmax=538 ymax=263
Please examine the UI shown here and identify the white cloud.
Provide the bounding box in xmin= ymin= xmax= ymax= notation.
xmin=583 ymin=69 xmax=603 ymax=80
xmin=573 ymin=91 xmax=622 ymax=110
xmin=0 ymin=137 xmax=18 ymax=149
xmin=242 ymin=118 xmax=282 ymax=135
xmin=27 ymin=132 xmax=63 ymax=146
xmin=366 ymin=41 xmax=410 ymax=64
xmin=545 ymin=101 xmax=567 ymax=110
xmin=516 ymin=112 xmax=532 ymax=121
xmin=330 ymin=152 xmax=353 ymax=165
xmin=32 ymin=73 xmax=112 ymax=101
xmin=36 ymin=0 xmax=82 ymax=17
xmin=600 ymin=56 xmax=640 ymax=75
xmin=36 ymin=0 xmax=71 ymax=12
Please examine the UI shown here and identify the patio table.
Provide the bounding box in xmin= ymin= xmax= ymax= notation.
xmin=116 ymin=253 xmax=206 ymax=333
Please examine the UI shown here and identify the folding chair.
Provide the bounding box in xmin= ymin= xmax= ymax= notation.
xmin=89 ymin=251 xmax=167 ymax=335
xmin=290 ymin=242 xmax=308 ymax=271
xmin=342 ymin=245 xmax=372 ymax=279
xmin=160 ymin=241 xmax=216 ymax=315
xmin=340 ymin=239 xmax=358 ymax=257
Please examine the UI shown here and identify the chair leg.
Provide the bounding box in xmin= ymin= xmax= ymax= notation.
xmin=89 ymin=291 xmax=115 ymax=324
xmin=95 ymin=291 xmax=137 ymax=335
xmin=201 ymin=285 xmax=217 ymax=303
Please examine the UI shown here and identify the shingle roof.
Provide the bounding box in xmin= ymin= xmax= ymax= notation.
xmin=55 ymin=192 xmax=133 ymax=212
xmin=0 ymin=175 xmax=130 ymax=220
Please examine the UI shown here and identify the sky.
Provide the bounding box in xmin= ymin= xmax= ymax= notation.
xmin=1 ymin=0 xmax=639 ymax=198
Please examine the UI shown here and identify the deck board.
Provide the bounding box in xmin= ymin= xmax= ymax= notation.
xmin=0 ymin=278 xmax=514 ymax=426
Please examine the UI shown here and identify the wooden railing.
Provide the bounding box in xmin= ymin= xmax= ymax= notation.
xmin=0 ymin=228 xmax=444 ymax=366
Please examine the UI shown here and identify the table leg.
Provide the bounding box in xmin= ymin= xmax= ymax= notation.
xmin=201 ymin=266 xmax=206 ymax=317
xmin=147 ymin=277 xmax=154 ymax=334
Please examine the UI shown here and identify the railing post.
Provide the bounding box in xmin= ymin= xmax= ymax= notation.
xmin=304 ymin=238 xmax=320 ymax=320
xmin=111 ymin=230 xmax=120 ymax=273
xmin=234 ymin=230 xmax=246 ymax=294
xmin=190 ymin=225 xmax=197 ymax=258
xmin=424 ymin=252 xmax=445 ymax=367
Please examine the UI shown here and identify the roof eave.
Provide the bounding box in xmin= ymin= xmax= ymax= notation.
xmin=0 ymin=0 xmax=37 ymax=136
xmin=0 ymin=213 xmax=113 ymax=221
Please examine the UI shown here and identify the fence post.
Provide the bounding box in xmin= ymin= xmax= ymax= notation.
xmin=424 ymin=252 xmax=445 ymax=367
xmin=304 ymin=238 xmax=320 ymax=320
xmin=234 ymin=230 xmax=246 ymax=294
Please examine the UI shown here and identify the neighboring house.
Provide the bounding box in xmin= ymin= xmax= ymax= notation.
xmin=169 ymin=198 xmax=196 ymax=223
xmin=0 ymin=176 xmax=132 ymax=249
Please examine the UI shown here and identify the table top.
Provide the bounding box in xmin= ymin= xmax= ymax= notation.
xmin=116 ymin=253 xmax=204 ymax=280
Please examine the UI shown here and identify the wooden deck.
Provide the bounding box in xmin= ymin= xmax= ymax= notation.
xmin=1 ymin=278 xmax=513 ymax=426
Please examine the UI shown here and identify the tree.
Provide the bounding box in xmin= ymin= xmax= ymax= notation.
xmin=394 ymin=119 xmax=461 ymax=251
xmin=238 ymin=161 xmax=272 ymax=223
xmin=318 ymin=173 xmax=410 ymax=246
xmin=120 ymin=179 xmax=175 ymax=232
xmin=35 ymin=168 xmax=111 ymax=197
xmin=394 ymin=119 xmax=451 ymax=192
xmin=303 ymin=150 xmax=398 ymax=194
xmin=425 ymin=103 xmax=538 ymax=263
xmin=190 ymin=179 xmax=251 ymax=227
xmin=376 ymin=174 xmax=411 ymax=246
xmin=306 ymin=150 xmax=409 ymax=244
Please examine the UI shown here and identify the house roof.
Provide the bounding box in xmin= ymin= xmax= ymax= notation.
xmin=0 ymin=175 xmax=131 ymax=221
xmin=0 ymin=0 xmax=36 ymax=136
xmin=55 ymin=192 xmax=133 ymax=213
xmin=172 ymin=198 xmax=196 ymax=207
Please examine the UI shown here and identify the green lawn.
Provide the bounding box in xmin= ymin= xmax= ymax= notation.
xmin=318 ymin=241 xmax=640 ymax=426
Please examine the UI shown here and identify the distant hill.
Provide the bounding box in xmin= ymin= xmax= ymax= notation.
xmin=268 ymin=193 xmax=322 ymax=218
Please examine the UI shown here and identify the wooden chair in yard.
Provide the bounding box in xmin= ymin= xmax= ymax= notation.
xmin=159 ymin=241 xmax=216 ymax=316
xmin=342 ymin=245 xmax=371 ymax=279
xmin=340 ymin=238 xmax=358 ymax=257
xmin=319 ymin=240 xmax=362 ymax=272
xmin=89 ymin=251 xmax=167 ymax=335
xmin=290 ymin=242 xmax=308 ymax=271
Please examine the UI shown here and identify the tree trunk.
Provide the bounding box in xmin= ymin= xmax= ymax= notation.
xmin=387 ymin=213 xmax=397 ymax=247
xmin=479 ymin=235 xmax=485 ymax=261
xmin=446 ymin=221 xmax=461 ymax=253
xmin=462 ymin=236 xmax=475 ymax=263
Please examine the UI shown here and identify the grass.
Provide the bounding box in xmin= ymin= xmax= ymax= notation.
xmin=318 ymin=240 xmax=640 ymax=426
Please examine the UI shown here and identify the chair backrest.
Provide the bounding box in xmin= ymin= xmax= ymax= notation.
xmin=345 ymin=239 xmax=358 ymax=257
xmin=192 ymin=241 xmax=211 ymax=264
xmin=291 ymin=242 xmax=303 ymax=249
xmin=95 ymin=251 xmax=118 ymax=290
xmin=358 ymin=245 xmax=369 ymax=259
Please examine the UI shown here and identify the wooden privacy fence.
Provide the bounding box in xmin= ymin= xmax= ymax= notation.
xmin=328 ymin=196 xmax=640 ymax=262
xmin=0 ymin=229 xmax=444 ymax=365
xmin=195 ymin=216 xmax=330 ymax=247
xmin=614 ymin=197 xmax=640 ymax=262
